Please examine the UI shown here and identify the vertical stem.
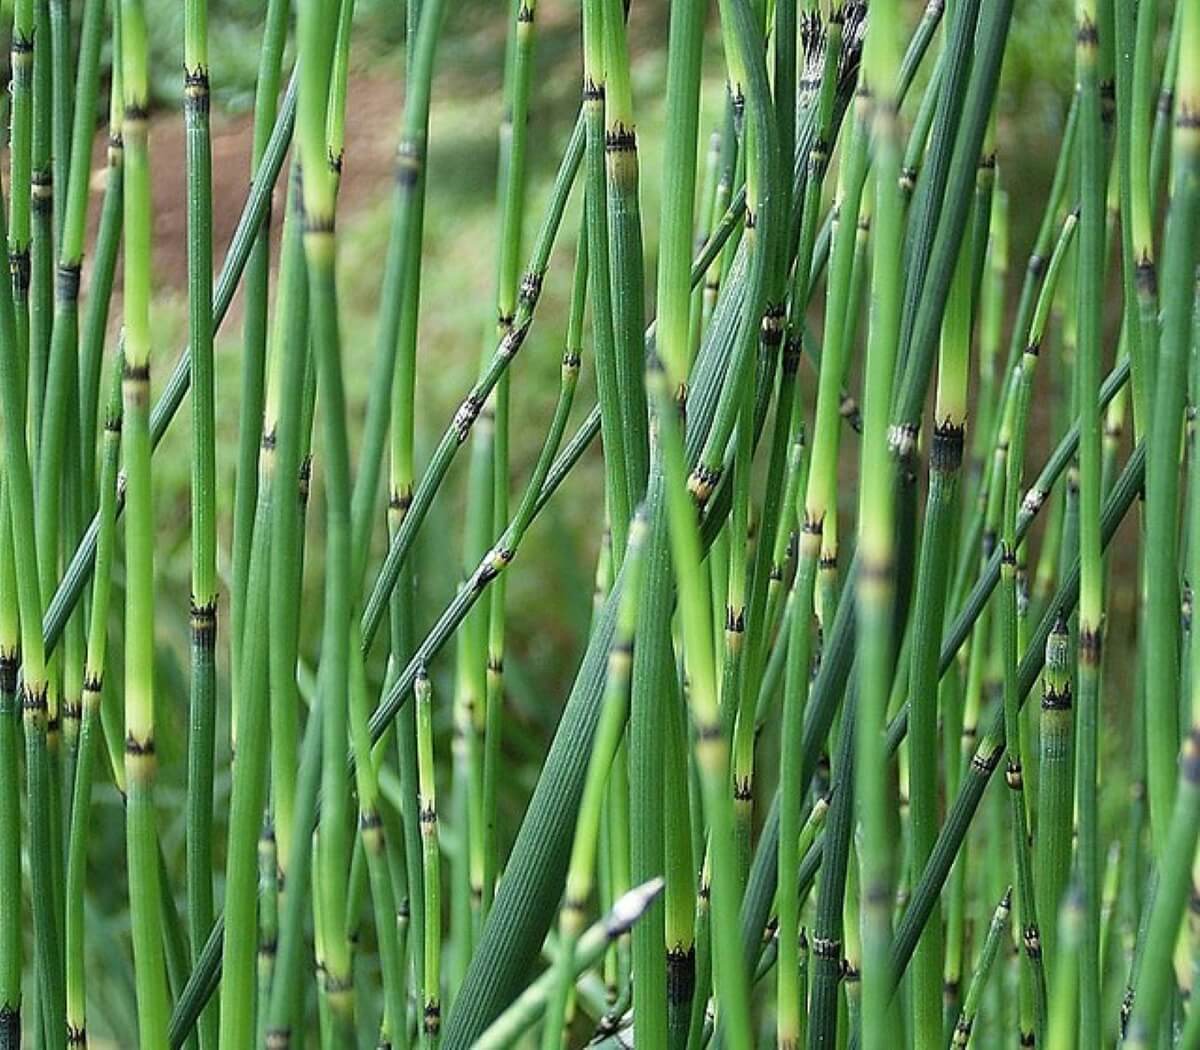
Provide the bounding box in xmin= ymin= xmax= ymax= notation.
xmin=906 ymin=164 xmax=972 ymax=1050
xmin=229 ymin=0 xmax=288 ymax=737
xmin=9 ymin=0 xmax=34 ymax=405
xmin=582 ymin=0 xmax=631 ymax=559
xmin=1036 ymin=616 xmax=1074 ymax=977
xmin=1126 ymin=11 xmax=1200 ymax=1039
xmin=296 ymin=0 xmax=356 ymax=1033
xmin=64 ymin=364 xmax=122 ymax=1046
xmin=183 ymin=0 xmax=217 ymax=1037
xmin=1074 ymin=0 xmax=1108 ymax=1040
xmin=121 ymin=0 xmax=171 ymax=1034
xmin=416 ymin=669 xmax=442 ymax=1049
xmin=0 ymin=503 xmax=22 ymax=1044
xmin=857 ymin=0 xmax=904 ymax=1042
xmin=481 ymin=0 xmax=538 ymax=925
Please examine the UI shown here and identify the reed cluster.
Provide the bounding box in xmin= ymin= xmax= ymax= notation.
xmin=0 ymin=0 xmax=1197 ymax=1045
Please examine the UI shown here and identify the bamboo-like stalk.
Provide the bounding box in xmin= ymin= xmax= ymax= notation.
xmin=1035 ymin=615 xmax=1073 ymax=978
xmin=415 ymin=668 xmax=441 ymax=1048
xmin=0 ymin=506 xmax=15 ymax=1050
xmin=1128 ymin=0 xmax=1159 ymax=432
xmin=120 ymin=0 xmax=172 ymax=1037
xmin=48 ymin=0 xmax=71 ymax=243
xmin=634 ymin=3 xmax=769 ymax=1049
xmin=9 ymin=0 xmax=34 ymax=398
xmin=807 ymin=680 xmax=859 ymax=1046
xmin=217 ymin=54 xmax=302 ymax=1050
xmin=384 ymin=9 xmax=429 ymax=1019
xmin=452 ymin=469 xmax=487 ymax=990
xmin=905 ymin=171 xmax=972 ymax=1050
xmin=1123 ymin=734 xmax=1200 ymax=1047
xmin=1073 ymin=0 xmax=1107 ymax=1039
xmin=995 ymin=208 xmax=1074 ymax=1012
xmin=899 ymin=56 xmax=940 ymax=213
xmin=29 ymin=0 xmax=54 ymax=475
xmin=690 ymin=128 xmax=721 ymax=353
xmin=701 ymin=106 xmax=738 ymax=346
xmin=1148 ymin=2 xmax=1182 ymax=201
xmin=182 ymin=0 xmax=217 ymax=1036
xmin=602 ymin=0 xmax=649 ymax=507
xmin=440 ymin=0 xmax=528 ymax=955
xmin=266 ymin=159 xmax=307 ymax=916
xmin=595 ymin=5 xmax=663 ymax=1035
xmin=856 ymin=0 xmax=903 ymax=1043
xmin=294 ymin=0 xmax=355 ymax=1035
xmin=581 ymin=0 xmax=631 ymax=560
xmin=1141 ymin=0 xmax=1189 ymax=860
xmin=1124 ymin=14 xmax=1199 ymax=1038
xmin=28 ymin=0 xmax=65 ymax=981
xmin=0 ymin=472 xmax=18 ymax=1050
xmin=1111 ymin=0 xmax=1145 ymax=444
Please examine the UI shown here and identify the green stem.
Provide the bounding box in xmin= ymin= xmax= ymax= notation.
xmin=183 ymin=0 xmax=217 ymax=1038
xmin=119 ymin=0 xmax=170 ymax=1038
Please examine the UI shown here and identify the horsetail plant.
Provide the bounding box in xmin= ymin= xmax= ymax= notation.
xmin=1073 ymin=0 xmax=1110 ymax=1041
xmin=855 ymin=0 xmax=904 ymax=1044
xmin=6 ymin=0 xmax=1200 ymax=1047
xmin=183 ymin=0 xmax=218 ymax=1039
xmin=121 ymin=0 xmax=173 ymax=1038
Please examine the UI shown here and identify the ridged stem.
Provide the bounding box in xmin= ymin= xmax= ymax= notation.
xmin=1074 ymin=0 xmax=1108 ymax=1040
xmin=183 ymin=0 xmax=217 ymax=1038
xmin=856 ymin=0 xmax=903 ymax=1042
xmin=121 ymin=0 xmax=171 ymax=1036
